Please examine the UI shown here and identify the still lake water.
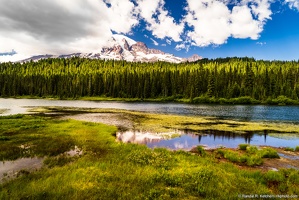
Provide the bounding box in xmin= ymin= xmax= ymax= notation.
xmin=1 ymin=98 xmax=299 ymax=123
xmin=1 ymin=98 xmax=299 ymax=149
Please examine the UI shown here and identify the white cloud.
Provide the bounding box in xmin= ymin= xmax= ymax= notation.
xmin=284 ymin=0 xmax=299 ymax=10
xmin=150 ymin=38 xmax=159 ymax=46
xmin=136 ymin=0 xmax=184 ymax=42
xmin=0 ymin=0 xmax=289 ymax=62
xmin=184 ymin=0 xmax=273 ymax=47
xmin=185 ymin=0 xmax=231 ymax=46
xmin=175 ymin=43 xmax=190 ymax=52
xmin=230 ymin=5 xmax=261 ymax=39
xmin=0 ymin=0 xmax=137 ymax=61
xmin=175 ymin=44 xmax=186 ymax=51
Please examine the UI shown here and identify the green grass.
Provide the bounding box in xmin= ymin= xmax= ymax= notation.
xmin=0 ymin=115 xmax=299 ymax=199
xmin=215 ymin=145 xmax=279 ymax=167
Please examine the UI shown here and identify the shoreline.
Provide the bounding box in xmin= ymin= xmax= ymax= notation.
xmin=1 ymin=95 xmax=299 ymax=106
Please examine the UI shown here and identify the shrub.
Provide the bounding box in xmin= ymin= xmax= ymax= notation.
xmin=295 ymin=146 xmax=299 ymax=152
xmin=192 ymin=96 xmax=217 ymax=104
xmin=239 ymin=144 xmax=249 ymax=151
xmin=267 ymin=95 xmax=298 ymax=105
xmin=224 ymin=151 xmax=240 ymax=163
xmin=230 ymin=96 xmax=259 ymax=104
xmin=215 ymin=148 xmax=225 ymax=158
xmin=246 ymin=155 xmax=263 ymax=166
xmin=284 ymin=147 xmax=294 ymax=152
xmin=259 ymin=148 xmax=280 ymax=158
xmin=246 ymin=146 xmax=258 ymax=154
xmin=197 ymin=146 xmax=206 ymax=157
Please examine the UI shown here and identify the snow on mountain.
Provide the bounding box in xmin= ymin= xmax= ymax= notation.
xmin=19 ymin=35 xmax=202 ymax=63
xmin=112 ymin=34 xmax=137 ymax=46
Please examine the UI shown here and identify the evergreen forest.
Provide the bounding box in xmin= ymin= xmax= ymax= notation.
xmin=1 ymin=57 xmax=299 ymax=104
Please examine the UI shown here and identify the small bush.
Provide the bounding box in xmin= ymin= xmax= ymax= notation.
xmin=267 ymin=95 xmax=298 ymax=105
xmin=246 ymin=146 xmax=258 ymax=154
xmin=239 ymin=144 xmax=249 ymax=150
xmin=224 ymin=151 xmax=240 ymax=163
xmin=295 ymin=146 xmax=299 ymax=152
xmin=284 ymin=147 xmax=294 ymax=152
xmin=259 ymin=148 xmax=280 ymax=158
xmin=197 ymin=146 xmax=206 ymax=157
xmin=246 ymin=155 xmax=263 ymax=166
xmin=215 ymin=149 xmax=225 ymax=158
xmin=192 ymin=96 xmax=217 ymax=104
xmin=230 ymin=96 xmax=259 ymax=104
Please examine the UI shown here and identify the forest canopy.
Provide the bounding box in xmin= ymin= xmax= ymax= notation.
xmin=1 ymin=57 xmax=299 ymax=104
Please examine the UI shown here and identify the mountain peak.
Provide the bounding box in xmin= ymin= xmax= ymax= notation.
xmin=20 ymin=35 xmax=202 ymax=63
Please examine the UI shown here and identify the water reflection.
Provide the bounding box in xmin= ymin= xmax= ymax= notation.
xmin=116 ymin=130 xmax=163 ymax=144
xmin=0 ymin=157 xmax=43 ymax=183
xmin=117 ymin=129 xmax=299 ymax=150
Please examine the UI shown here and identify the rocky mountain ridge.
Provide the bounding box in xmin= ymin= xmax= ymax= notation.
xmin=21 ymin=35 xmax=202 ymax=63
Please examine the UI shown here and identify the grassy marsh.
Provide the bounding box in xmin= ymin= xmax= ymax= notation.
xmin=29 ymin=106 xmax=299 ymax=135
xmin=0 ymin=114 xmax=299 ymax=199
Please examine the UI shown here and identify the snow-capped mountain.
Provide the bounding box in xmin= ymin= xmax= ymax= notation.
xmin=20 ymin=35 xmax=202 ymax=63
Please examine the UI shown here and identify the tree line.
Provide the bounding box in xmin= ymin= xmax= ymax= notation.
xmin=0 ymin=57 xmax=299 ymax=104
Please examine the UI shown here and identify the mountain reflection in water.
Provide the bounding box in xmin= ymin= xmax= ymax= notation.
xmin=117 ymin=129 xmax=299 ymax=150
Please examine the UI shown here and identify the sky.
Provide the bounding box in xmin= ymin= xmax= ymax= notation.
xmin=0 ymin=0 xmax=299 ymax=62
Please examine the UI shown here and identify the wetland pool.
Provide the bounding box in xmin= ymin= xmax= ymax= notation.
xmin=117 ymin=129 xmax=299 ymax=150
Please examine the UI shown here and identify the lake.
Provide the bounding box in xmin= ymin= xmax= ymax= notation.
xmin=1 ymin=98 xmax=299 ymax=123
